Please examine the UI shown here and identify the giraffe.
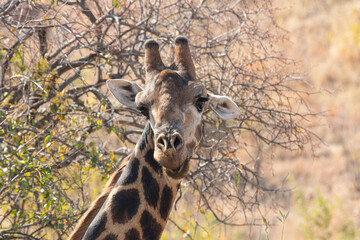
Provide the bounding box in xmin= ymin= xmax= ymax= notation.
xmin=69 ymin=36 xmax=241 ymax=240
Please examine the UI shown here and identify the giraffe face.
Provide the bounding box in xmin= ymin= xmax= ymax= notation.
xmin=107 ymin=37 xmax=241 ymax=179
xmin=134 ymin=70 xmax=208 ymax=178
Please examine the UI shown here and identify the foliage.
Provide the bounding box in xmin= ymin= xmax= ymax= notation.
xmin=338 ymin=219 xmax=357 ymax=240
xmin=296 ymin=188 xmax=359 ymax=240
xmin=0 ymin=0 xmax=314 ymax=238
xmin=296 ymin=190 xmax=333 ymax=240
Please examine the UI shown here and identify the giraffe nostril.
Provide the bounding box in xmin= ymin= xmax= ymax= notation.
xmin=156 ymin=134 xmax=167 ymax=151
xmin=172 ymin=133 xmax=183 ymax=150
xmin=173 ymin=136 xmax=181 ymax=149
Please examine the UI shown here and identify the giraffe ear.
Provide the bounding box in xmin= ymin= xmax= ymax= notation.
xmin=107 ymin=79 xmax=143 ymax=108
xmin=208 ymin=94 xmax=241 ymax=120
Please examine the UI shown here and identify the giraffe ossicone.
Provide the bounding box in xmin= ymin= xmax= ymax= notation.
xmin=70 ymin=36 xmax=240 ymax=240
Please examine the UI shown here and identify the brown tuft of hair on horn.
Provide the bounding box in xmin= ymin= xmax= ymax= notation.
xmin=144 ymin=39 xmax=165 ymax=79
xmin=174 ymin=36 xmax=196 ymax=80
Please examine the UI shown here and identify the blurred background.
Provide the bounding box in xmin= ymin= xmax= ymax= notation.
xmin=263 ymin=0 xmax=360 ymax=239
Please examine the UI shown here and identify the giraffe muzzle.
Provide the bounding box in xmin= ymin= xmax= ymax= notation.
xmin=155 ymin=132 xmax=184 ymax=151
xmin=154 ymin=132 xmax=187 ymax=171
xmin=164 ymin=158 xmax=190 ymax=179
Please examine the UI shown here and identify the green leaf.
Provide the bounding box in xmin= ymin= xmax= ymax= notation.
xmin=275 ymin=214 xmax=284 ymax=223
xmin=285 ymin=211 xmax=290 ymax=220
xmin=76 ymin=141 xmax=83 ymax=149
xmin=263 ymin=217 xmax=270 ymax=230
xmin=44 ymin=135 xmax=51 ymax=143
xmin=50 ymin=104 xmax=56 ymax=113
xmin=246 ymin=120 xmax=253 ymax=127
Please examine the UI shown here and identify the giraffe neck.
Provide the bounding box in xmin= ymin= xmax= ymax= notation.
xmin=82 ymin=123 xmax=181 ymax=240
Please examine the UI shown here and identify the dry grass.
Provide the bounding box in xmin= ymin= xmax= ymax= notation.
xmin=262 ymin=0 xmax=360 ymax=239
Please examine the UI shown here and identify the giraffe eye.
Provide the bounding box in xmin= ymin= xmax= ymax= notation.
xmin=137 ymin=105 xmax=149 ymax=119
xmin=195 ymin=97 xmax=208 ymax=113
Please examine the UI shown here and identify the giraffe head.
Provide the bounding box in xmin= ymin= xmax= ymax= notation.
xmin=107 ymin=37 xmax=240 ymax=179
